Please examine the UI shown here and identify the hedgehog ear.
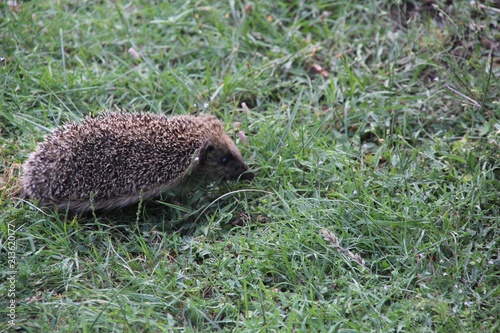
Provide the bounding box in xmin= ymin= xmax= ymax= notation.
xmin=200 ymin=143 xmax=215 ymax=162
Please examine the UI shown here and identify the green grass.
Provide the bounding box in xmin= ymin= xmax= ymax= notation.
xmin=1 ymin=0 xmax=499 ymax=332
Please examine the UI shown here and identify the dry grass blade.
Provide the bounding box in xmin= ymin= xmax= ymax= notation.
xmin=444 ymin=84 xmax=482 ymax=109
xmin=321 ymin=228 xmax=367 ymax=270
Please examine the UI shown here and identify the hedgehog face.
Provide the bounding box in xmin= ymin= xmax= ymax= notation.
xmin=200 ymin=141 xmax=254 ymax=182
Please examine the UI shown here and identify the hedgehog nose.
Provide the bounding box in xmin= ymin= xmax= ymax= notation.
xmin=239 ymin=171 xmax=254 ymax=182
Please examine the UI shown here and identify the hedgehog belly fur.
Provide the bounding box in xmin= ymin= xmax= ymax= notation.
xmin=21 ymin=112 xmax=253 ymax=212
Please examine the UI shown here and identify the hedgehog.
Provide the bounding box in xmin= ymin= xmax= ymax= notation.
xmin=21 ymin=112 xmax=254 ymax=212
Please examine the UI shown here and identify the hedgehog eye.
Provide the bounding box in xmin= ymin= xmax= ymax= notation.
xmin=220 ymin=156 xmax=230 ymax=165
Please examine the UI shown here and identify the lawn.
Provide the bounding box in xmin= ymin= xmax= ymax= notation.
xmin=1 ymin=0 xmax=499 ymax=332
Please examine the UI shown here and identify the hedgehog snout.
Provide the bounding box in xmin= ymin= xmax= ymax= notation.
xmin=228 ymin=163 xmax=254 ymax=182
xmin=239 ymin=170 xmax=254 ymax=182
